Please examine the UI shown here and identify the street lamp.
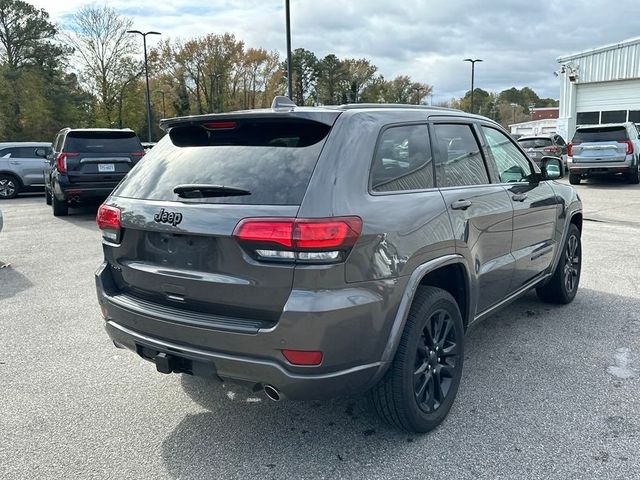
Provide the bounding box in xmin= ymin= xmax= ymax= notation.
xmin=412 ymin=86 xmax=426 ymax=105
xmin=463 ymin=58 xmax=483 ymax=113
xmin=155 ymin=90 xmax=166 ymax=119
xmin=285 ymin=0 xmax=293 ymax=101
xmin=127 ymin=30 xmax=161 ymax=142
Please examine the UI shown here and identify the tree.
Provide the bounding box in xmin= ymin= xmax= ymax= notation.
xmin=339 ymin=58 xmax=377 ymax=103
xmin=0 ymin=0 xmax=57 ymax=69
xmin=65 ymin=5 xmax=139 ymax=126
xmin=287 ymin=48 xmax=319 ymax=105
xmin=316 ymin=54 xmax=344 ymax=105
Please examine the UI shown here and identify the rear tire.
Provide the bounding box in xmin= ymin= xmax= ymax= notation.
xmin=0 ymin=174 xmax=20 ymax=199
xmin=627 ymin=164 xmax=639 ymax=185
xmin=370 ymin=286 xmax=464 ymax=433
xmin=537 ymin=223 xmax=581 ymax=304
xmin=52 ymin=193 xmax=68 ymax=216
xmin=569 ymin=173 xmax=581 ymax=185
xmin=45 ymin=188 xmax=52 ymax=205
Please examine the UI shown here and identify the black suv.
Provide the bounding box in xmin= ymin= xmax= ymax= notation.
xmin=95 ymin=98 xmax=582 ymax=432
xmin=46 ymin=128 xmax=145 ymax=216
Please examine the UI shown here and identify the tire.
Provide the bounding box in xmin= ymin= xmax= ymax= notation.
xmin=45 ymin=188 xmax=52 ymax=205
xmin=52 ymin=193 xmax=68 ymax=216
xmin=370 ymin=286 xmax=465 ymax=433
xmin=537 ymin=223 xmax=581 ymax=304
xmin=627 ymin=164 xmax=639 ymax=185
xmin=0 ymin=174 xmax=20 ymax=199
xmin=569 ymin=173 xmax=581 ymax=185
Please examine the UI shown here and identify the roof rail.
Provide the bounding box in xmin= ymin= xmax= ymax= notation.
xmin=271 ymin=96 xmax=297 ymax=110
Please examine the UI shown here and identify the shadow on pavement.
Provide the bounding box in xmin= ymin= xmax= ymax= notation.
xmin=0 ymin=266 xmax=33 ymax=300
xmin=159 ymin=288 xmax=640 ymax=478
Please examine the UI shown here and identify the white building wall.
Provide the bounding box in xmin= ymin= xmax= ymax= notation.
xmin=557 ymin=37 xmax=640 ymax=140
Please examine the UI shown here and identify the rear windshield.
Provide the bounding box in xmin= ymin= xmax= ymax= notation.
xmin=65 ymin=131 xmax=143 ymax=153
xmin=573 ymin=127 xmax=628 ymax=143
xmin=112 ymin=118 xmax=332 ymax=205
xmin=518 ymin=138 xmax=552 ymax=148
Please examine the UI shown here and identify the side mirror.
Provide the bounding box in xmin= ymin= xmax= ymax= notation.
xmin=541 ymin=156 xmax=564 ymax=180
xmin=35 ymin=148 xmax=47 ymax=158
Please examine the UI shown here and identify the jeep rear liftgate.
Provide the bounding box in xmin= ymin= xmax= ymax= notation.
xmin=98 ymin=115 xmax=338 ymax=326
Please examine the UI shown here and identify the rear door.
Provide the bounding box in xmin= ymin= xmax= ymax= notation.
xmin=103 ymin=114 xmax=339 ymax=324
xmin=481 ymin=125 xmax=559 ymax=291
xmin=570 ymin=126 xmax=630 ymax=163
xmin=432 ymin=121 xmax=515 ymax=314
xmin=13 ymin=146 xmax=49 ymax=186
xmin=63 ymin=131 xmax=144 ymax=184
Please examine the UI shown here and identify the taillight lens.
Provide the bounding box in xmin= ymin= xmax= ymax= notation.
xmin=131 ymin=151 xmax=146 ymax=157
xmin=623 ymin=140 xmax=634 ymax=155
xmin=233 ymin=217 xmax=362 ymax=263
xmin=56 ymin=152 xmax=78 ymax=173
xmin=96 ymin=204 xmax=121 ymax=243
xmin=567 ymin=143 xmax=573 ymax=156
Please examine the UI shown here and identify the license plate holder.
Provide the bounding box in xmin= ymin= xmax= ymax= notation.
xmin=98 ymin=163 xmax=115 ymax=172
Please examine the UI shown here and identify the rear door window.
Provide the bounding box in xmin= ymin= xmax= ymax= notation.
xmin=573 ymin=127 xmax=628 ymax=143
xmin=433 ymin=124 xmax=489 ymax=187
xmin=370 ymin=124 xmax=434 ymax=192
xmin=65 ymin=132 xmax=143 ymax=153
xmin=113 ymin=118 xmax=333 ymax=205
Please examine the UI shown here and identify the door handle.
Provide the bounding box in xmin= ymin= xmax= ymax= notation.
xmin=451 ymin=199 xmax=472 ymax=210
xmin=9 ymin=161 xmax=20 ymax=165
xmin=512 ymin=193 xmax=528 ymax=202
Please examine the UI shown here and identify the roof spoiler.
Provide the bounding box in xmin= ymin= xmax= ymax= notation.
xmin=271 ymin=96 xmax=297 ymax=110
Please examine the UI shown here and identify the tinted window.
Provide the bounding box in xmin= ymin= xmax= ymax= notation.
xmin=483 ymin=127 xmax=533 ymax=183
xmin=518 ymin=138 xmax=552 ymax=149
xmin=65 ymin=131 xmax=143 ymax=153
xmin=629 ymin=111 xmax=640 ymax=123
xmin=576 ymin=112 xmax=599 ymax=125
xmin=601 ymin=110 xmax=626 ymax=124
xmin=114 ymin=118 xmax=332 ymax=205
xmin=371 ymin=125 xmax=434 ymax=192
xmin=555 ymin=135 xmax=567 ymax=146
xmin=433 ymin=124 xmax=488 ymax=187
xmin=573 ymin=127 xmax=628 ymax=143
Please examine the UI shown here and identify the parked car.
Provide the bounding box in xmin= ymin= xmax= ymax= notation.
xmin=517 ymin=134 xmax=568 ymax=168
xmin=45 ymin=128 xmax=145 ymax=216
xmin=568 ymin=123 xmax=640 ymax=185
xmin=141 ymin=142 xmax=156 ymax=151
xmin=0 ymin=208 xmax=3 ymax=234
xmin=95 ymin=98 xmax=582 ymax=433
xmin=0 ymin=142 xmax=52 ymax=199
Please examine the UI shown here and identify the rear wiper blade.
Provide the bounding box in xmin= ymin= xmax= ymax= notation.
xmin=173 ymin=184 xmax=251 ymax=198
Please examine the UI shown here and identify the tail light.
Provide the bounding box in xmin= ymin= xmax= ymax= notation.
xmin=56 ymin=152 xmax=78 ymax=173
xmin=233 ymin=217 xmax=362 ymax=264
xmin=567 ymin=142 xmax=576 ymax=156
xmin=543 ymin=146 xmax=561 ymax=155
xmin=623 ymin=140 xmax=634 ymax=155
xmin=131 ymin=151 xmax=146 ymax=157
xmin=97 ymin=204 xmax=121 ymax=243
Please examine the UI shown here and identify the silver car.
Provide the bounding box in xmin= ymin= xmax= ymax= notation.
xmin=0 ymin=142 xmax=52 ymax=199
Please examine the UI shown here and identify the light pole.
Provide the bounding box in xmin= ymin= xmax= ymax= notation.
xmin=127 ymin=30 xmax=161 ymax=142
xmin=463 ymin=58 xmax=483 ymax=113
xmin=285 ymin=0 xmax=293 ymax=101
xmin=412 ymin=86 xmax=426 ymax=105
xmin=511 ymin=103 xmax=518 ymax=124
xmin=156 ymin=90 xmax=166 ymax=118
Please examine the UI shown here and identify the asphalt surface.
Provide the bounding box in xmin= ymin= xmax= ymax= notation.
xmin=1 ymin=178 xmax=639 ymax=480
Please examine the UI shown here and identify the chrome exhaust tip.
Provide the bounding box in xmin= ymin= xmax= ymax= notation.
xmin=263 ymin=384 xmax=281 ymax=402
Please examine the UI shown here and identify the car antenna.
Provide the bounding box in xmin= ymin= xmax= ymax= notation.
xmin=271 ymin=96 xmax=297 ymax=110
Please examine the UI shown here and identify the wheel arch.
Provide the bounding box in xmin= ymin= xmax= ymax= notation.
xmin=0 ymin=170 xmax=23 ymax=187
xmin=378 ymin=255 xmax=472 ymax=370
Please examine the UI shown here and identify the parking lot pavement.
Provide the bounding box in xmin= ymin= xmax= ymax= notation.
xmin=1 ymin=181 xmax=639 ymax=480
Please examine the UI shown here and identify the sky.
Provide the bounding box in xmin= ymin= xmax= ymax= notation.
xmin=32 ymin=0 xmax=640 ymax=102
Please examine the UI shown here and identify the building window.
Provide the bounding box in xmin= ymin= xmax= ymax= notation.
xmin=601 ymin=110 xmax=626 ymax=124
xmin=576 ymin=112 xmax=599 ymax=125
xmin=629 ymin=111 xmax=640 ymax=123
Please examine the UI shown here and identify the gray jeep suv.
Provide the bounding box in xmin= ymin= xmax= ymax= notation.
xmin=0 ymin=142 xmax=52 ymax=199
xmin=95 ymin=98 xmax=583 ymax=432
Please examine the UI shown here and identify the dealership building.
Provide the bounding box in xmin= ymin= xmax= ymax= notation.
xmin=556 ymin=37 xmax=640 ymax=141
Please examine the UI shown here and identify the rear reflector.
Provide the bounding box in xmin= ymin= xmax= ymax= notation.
xmin=96 ymin=204 xmax=121 ymax=242
xmin=282 ymin=349 xmax=323 ymax=366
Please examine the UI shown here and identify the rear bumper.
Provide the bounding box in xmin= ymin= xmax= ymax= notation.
xmin=95 ymin=262 xmax=397 ymax=400
xmin=105 ymin=320 xmax=381 ymax=400
xmin=53 ymin=176 xmax=119 ymax=201
xmin=569 ymin=163 xmax=632 ymax=176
